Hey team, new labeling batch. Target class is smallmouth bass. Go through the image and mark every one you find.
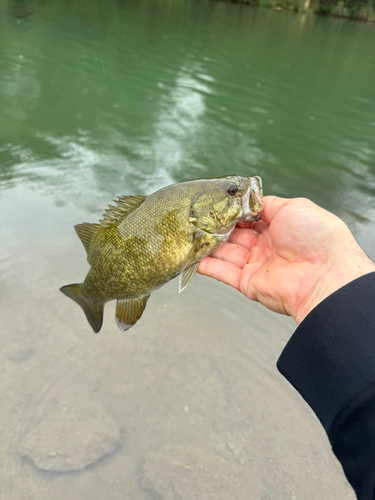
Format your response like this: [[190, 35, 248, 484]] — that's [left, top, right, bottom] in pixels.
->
[[60, 176, 263, 333]]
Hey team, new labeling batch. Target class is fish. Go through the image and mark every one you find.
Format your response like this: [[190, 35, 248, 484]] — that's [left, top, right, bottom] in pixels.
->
[[60, 175, 263, 333]]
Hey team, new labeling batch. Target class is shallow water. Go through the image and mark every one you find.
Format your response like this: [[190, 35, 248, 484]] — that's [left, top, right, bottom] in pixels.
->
[[1, 0, 375, 498]]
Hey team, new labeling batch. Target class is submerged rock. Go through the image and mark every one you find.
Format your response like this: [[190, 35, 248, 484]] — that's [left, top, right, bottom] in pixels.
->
[[4, 347, 34, 363], [140, 445, 263, 500], [19, 401, 121, 472]]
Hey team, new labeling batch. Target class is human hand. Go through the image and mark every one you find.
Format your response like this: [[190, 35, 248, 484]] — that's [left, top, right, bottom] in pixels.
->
[[198, 196, 375, 324]]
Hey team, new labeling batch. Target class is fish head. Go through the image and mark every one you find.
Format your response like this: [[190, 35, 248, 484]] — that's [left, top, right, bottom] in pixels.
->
[[209, 175, 263, 229]]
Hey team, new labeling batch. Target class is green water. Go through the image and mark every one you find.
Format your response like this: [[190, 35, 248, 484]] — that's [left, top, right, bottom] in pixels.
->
[[0, 0, 374, 498], [1, 0, 375, 219]]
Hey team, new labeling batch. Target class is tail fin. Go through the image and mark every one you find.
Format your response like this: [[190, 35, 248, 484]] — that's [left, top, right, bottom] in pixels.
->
[[60, 283, 104, 333]]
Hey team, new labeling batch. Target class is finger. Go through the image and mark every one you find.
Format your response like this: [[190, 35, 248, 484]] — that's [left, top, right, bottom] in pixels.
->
[[208, 241, 250, 268], [198, 257, 241, 291], [237, 221, 257, 229], [261, 196, 290, 224], [228, 227, 259, 249], [250, 220, 268, 234], [246, 243, 269, 266]]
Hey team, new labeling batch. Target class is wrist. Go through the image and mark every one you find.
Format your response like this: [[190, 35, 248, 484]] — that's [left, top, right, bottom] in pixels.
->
[[295, 251, 375, 324]]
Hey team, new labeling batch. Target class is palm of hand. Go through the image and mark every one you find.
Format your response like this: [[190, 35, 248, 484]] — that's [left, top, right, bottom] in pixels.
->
[[198, 198, 349, 323], [240, 201, 333, 320]]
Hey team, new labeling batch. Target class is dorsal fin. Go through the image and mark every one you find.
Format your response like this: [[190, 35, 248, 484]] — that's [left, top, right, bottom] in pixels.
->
[[99, 195, 146, 228], [75, 223, 101, 255]]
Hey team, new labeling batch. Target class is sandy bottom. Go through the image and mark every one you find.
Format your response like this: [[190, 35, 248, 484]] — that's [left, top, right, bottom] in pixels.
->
[[0, 187, 355, 500]]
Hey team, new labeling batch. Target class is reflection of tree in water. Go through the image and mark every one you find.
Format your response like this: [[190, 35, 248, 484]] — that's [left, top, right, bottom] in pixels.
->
[[215, 0, 375, 21], [7, 0, 36, 20]]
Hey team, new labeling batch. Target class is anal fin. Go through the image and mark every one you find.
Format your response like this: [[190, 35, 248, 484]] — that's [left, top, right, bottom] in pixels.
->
[[115, 295, 150, 331]]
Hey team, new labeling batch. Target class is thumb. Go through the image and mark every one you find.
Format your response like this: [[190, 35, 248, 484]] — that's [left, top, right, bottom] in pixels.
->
[[261, 196, 290, 224]]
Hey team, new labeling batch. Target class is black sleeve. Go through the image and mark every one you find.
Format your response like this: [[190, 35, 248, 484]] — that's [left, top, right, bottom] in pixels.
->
[[277, 272, 375, 500]]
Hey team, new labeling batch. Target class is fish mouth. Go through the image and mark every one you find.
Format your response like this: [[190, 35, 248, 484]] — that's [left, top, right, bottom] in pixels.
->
[[242, 177, 263, 221]]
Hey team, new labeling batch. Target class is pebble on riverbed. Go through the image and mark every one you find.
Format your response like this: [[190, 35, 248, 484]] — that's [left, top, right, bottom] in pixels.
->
[[19, 401, 121, 472], [4, 347, 34, 363], [140, 445, 263, 499]]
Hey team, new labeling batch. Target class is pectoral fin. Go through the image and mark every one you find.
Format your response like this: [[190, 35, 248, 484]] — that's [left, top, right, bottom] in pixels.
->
[[179, 234, 211, 293], [179, 262, 199, 293], [115, 295, 150, 331]]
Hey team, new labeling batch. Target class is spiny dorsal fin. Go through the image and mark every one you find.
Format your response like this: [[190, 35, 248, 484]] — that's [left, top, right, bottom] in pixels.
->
[[99, 195, 146, 228], [75, 223, 101, 255], [115, 295, 150, 331]]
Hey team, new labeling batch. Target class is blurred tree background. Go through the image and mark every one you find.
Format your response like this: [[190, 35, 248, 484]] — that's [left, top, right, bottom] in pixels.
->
[[217, 0, 375, 22]]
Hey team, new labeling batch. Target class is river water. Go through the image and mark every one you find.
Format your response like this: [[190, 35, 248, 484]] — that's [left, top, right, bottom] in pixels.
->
[[1, 0, 374, 498]]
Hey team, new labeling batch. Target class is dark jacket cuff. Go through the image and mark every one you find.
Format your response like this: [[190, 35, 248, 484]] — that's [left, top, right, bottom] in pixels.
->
[[277, 272, 375, 436]]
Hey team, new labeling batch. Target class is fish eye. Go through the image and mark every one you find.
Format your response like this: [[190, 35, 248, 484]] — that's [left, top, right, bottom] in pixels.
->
[[227, 184, 238, 196]]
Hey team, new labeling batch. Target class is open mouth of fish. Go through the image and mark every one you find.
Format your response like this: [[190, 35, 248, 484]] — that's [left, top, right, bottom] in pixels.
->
[[243, 176, 263, 222]]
